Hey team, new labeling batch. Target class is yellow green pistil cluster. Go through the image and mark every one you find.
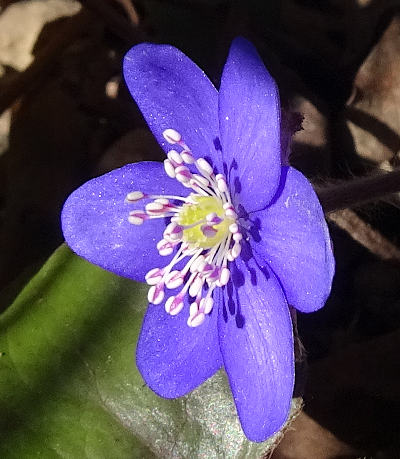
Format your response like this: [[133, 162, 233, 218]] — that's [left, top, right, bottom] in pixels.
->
[[178, 196, 233, 249], [126, 129, 242, 328]]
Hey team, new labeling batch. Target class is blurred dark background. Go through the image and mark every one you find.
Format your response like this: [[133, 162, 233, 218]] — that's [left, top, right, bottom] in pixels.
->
[[1, 1, 400, 457]]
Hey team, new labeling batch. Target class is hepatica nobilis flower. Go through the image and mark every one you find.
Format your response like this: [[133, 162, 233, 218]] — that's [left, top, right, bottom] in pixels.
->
[[62, 37, 334, 442]]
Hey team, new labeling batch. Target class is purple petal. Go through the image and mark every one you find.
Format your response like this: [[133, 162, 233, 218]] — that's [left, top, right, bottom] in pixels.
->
[[217, 247, 294, 442], [61, 162, 189, 282], [123, 44, 222, 168], [219, 37, 281, 212], [137, 297, 222, 398], [250, 167, 335, 313]]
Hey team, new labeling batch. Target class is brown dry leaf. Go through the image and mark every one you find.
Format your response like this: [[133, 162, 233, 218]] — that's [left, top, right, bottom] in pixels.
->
[[0, 10, 119, 288], [271, 412, 358, 459], [0, 0, 81, 72], [273, 328, 400, 458], [346, 15, 400, 164]]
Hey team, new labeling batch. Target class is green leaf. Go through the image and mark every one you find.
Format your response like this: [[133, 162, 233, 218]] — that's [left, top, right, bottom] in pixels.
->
[[0, 245, 301, 458]]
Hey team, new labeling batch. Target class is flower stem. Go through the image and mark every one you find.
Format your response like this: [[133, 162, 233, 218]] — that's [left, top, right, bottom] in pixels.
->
[[315, 169, 400, 213]]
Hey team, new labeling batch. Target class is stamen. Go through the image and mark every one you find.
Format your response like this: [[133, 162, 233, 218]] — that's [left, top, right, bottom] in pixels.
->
[[157, 239, 175, 256], [145, 202, 164, 213], [187, 301, 205, 327], [201, 296, 214, 314], [167, 149, 183, 165], [148, 283, 165, 305], [206, 212, 223, 225], [165, 270, 185, 289], [127, 128, 243, 325], [223, 202, 237, 219], [181, 150, 195, 164], [216, 174, 228, 193], [190, 254, 205, 273], [164, 159, 176, 178], [201, 224, 218, 238], [196, 158, 214, 176], [126, 191, 146, 202], [218, 267, 231, 287], [164, 223, 183, 242], [145, 267, 164, 285], [128, 210, 148, 225], [175, 165, 192, 184], [150, 194, 189, 203], [165, 295, 184, 315], [163, 128, 182, 145], [228, 242, 241, 260], [192, 174, 210, 188], [188, 275, 204, 297]]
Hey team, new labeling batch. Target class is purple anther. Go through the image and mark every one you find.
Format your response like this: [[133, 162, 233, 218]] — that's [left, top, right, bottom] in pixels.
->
[[200, 297, 214, 314], [164, 159, 176, 178], [157, 239, 174, 256], [187, 310, 205, 327], [154, 198, 170, 205], [233, 232, 243, 242], [145, 202, 165, 215], [181, 150, 195, 164], [145, 267, 164, 285], [167, 149, 183, 166], [206, 212, 223, 225], [171, 224, 183, 235], [208, 267, 220, 282], [147, 282, 165, 304], [196, 158, 214, 176], [192, 174, 210, 187], [189, 255, 205, 273], [165, 270, 185, 289], [216, 174, 228, 193], [175, 165, 192, 183], [180, 242, 192, 256], [225, 208, 237, 219], [165, 295, 184, 315], [164, 222, 183, 242], [126, 191, 147, 202], [128, 210, 148, 225], [189, 181, 205, 194], [189, 275, 204, 297], [231, 243, 242, 259], [189, 300, 200, 314], [218, 267, 230, 286], [200, 263, 214, 274], [163, 128, 182, 144], [229, 223, 239, 233], [201, 224, 218, 238]]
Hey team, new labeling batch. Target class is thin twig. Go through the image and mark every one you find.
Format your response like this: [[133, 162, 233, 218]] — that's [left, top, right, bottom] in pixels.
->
[[316, 169, 400, 213], [328, 209, 400, 261], [114, 0, 140, 27]]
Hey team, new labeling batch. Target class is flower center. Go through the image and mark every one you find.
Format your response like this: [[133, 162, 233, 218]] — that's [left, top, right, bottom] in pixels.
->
[[178, 196, 233, 249], [126, 129, 242, 327]]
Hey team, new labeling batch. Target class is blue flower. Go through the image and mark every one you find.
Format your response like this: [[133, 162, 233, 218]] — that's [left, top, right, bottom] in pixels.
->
[[61, 37, 335, 442]]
